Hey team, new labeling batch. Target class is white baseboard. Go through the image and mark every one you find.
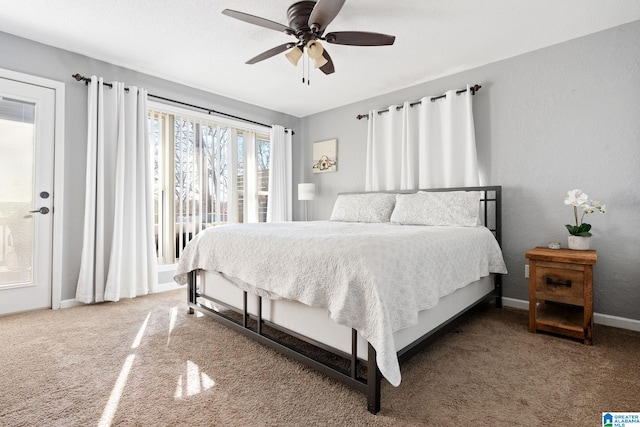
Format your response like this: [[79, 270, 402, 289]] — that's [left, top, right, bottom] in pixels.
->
[[60, 299, 84, 309], [501, 297, 529, 311], [154, 281, 182, 293], [593, 312, 640, 332], [502, 297, 640, 332]]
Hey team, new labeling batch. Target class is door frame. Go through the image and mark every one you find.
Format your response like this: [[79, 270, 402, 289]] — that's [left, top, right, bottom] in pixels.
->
[[1, 67, 65, 310]]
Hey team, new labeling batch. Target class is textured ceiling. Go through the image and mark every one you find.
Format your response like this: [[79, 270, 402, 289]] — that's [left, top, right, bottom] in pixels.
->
[[1, 0, 640, 117]]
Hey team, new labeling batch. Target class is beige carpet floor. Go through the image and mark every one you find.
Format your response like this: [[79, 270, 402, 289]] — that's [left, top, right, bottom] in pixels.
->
[[1, 288, 638, 427]]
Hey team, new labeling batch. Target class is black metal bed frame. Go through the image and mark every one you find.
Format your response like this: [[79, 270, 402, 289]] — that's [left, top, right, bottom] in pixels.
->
[[186, 186, 503, 414]]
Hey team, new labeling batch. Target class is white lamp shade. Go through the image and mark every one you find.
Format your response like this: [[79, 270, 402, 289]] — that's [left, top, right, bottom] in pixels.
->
[[306, 40, 324, 59], [298, 183, 316, 201], [306, 40, 328, 68], [285, 46, 303, 66]]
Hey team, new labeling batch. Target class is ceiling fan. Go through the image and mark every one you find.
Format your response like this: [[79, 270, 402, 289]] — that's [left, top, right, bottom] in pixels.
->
[[222, 0, 396, 76]]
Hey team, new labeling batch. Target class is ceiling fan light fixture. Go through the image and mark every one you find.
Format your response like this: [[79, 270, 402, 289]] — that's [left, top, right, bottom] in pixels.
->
[[306, 40, 328, 68], [306, 40, 324, 58], [313, 55, 328, 69], [285, 46, 303, 66]]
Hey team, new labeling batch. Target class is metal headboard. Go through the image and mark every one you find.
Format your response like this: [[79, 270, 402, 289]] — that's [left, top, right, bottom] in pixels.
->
[[339, 186, 502, 247]]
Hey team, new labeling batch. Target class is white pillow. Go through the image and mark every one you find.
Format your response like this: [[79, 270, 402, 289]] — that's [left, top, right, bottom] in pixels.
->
[[330, 193, 396, 223], [390, 191, 481, 226]]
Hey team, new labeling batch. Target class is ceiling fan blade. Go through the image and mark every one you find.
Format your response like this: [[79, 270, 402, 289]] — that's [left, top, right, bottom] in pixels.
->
[[246, 43, 296, 64], [325, 31, 396, 46], [319, 49, 335, 75], [308, 0, 346, 32], [222, 9, 293, 34]]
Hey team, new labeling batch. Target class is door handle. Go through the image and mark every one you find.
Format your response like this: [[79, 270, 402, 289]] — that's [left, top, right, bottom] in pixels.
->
[[545, 276, 572, 287], [29, 207, 50, 214]]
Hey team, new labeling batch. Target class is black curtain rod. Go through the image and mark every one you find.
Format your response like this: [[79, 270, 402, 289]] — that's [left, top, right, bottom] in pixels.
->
[[355, 84, 481, 120], [72, 73, 294, 134]]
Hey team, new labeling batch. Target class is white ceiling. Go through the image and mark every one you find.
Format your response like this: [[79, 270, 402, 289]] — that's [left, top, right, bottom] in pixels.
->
[[2, 1, 640, 117]]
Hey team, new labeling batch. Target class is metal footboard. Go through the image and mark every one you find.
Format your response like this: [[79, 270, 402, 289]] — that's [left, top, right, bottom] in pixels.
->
[[187, 270, 381, 412]]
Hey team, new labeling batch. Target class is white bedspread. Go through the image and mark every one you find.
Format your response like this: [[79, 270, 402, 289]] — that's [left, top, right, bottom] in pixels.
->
[[174, 221, 507, 387]]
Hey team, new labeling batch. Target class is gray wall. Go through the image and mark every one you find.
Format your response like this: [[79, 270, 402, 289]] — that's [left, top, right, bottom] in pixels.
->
[[298, 21, 640, 321], [0, 31, 301, 301]]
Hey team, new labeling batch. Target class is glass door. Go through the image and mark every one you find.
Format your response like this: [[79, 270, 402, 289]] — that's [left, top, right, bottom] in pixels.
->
[[0, 78, 55, 314]]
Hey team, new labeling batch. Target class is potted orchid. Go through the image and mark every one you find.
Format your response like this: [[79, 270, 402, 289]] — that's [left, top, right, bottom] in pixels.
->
[[564, 189, 606, 250]]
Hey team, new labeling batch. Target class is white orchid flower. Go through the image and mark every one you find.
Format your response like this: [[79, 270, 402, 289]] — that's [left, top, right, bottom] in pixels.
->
[[564, 189, 589, 207], [590, 200, 606, 213]]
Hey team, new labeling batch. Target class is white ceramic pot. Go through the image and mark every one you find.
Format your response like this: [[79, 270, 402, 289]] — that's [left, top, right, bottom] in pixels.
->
[[568, 235, 591, 250]]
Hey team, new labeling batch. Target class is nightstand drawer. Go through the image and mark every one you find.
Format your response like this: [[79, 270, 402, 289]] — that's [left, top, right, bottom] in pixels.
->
[[535, 264, 584, 306]]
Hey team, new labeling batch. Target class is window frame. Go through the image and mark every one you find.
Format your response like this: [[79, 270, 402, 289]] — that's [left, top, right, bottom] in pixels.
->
[[148, 101, 271, 265]]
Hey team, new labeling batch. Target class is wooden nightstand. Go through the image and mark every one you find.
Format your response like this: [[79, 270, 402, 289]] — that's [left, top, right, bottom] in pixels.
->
[[526, 247, 597, 345]]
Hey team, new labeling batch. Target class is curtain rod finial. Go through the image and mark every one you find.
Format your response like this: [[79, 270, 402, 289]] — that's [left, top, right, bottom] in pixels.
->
[[72, 73, 91, 85]]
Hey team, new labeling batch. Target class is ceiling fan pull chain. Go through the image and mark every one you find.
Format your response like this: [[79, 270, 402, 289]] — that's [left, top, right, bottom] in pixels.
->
[[302, 50, 308, 85]]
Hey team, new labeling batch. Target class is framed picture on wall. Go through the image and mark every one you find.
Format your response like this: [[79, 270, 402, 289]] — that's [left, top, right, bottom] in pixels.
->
[[312, 139, 337, 173]]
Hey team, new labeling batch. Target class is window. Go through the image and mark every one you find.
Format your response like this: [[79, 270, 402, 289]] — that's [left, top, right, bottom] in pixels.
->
[[149, 104, 270, 265]]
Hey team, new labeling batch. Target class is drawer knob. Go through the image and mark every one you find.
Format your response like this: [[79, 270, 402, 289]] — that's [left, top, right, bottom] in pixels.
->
[[545, 276, 572, 287]]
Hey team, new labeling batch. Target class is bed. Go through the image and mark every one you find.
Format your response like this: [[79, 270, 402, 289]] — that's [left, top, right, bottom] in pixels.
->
[[173, 186, 507, 414]]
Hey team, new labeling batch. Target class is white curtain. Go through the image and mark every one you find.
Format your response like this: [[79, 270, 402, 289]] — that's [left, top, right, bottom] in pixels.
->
[[365, 85, 479, 191], [76, 76, 158, 303], [267, 125, 292, 222]]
